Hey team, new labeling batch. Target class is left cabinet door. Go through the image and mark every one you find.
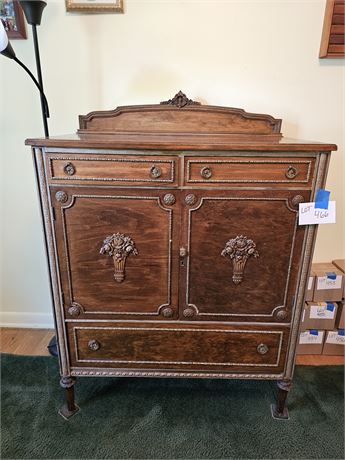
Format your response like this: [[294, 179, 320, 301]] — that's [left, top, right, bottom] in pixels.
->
[[51, 187, 180, 320]]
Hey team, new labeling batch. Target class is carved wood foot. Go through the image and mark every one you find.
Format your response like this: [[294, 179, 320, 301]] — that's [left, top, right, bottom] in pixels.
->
[[271, 380, 292, 420], [58, 376, 80, 420]]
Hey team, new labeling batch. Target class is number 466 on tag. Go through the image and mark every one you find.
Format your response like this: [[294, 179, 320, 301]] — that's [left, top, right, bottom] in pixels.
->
[[298, 202, 336, 225]]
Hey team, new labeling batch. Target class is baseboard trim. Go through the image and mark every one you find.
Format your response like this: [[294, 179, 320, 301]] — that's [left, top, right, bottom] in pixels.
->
[[0, 312, 55, 329]]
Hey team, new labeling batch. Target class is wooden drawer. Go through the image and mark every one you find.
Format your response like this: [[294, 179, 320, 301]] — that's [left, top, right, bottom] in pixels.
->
[[68, 322, 289, 374], [46, 153, 177, 186], [184, 156, 315, 186]]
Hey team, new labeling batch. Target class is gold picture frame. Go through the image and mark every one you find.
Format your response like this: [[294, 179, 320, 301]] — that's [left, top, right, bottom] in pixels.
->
[[66, 0, 123, 13]]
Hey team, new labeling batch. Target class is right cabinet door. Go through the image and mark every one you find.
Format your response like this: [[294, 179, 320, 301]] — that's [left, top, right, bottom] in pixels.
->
[[181, 189, 310, 323]]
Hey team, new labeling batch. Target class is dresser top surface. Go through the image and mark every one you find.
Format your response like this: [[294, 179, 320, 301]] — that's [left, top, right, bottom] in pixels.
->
[[25, 133, 337, 152]]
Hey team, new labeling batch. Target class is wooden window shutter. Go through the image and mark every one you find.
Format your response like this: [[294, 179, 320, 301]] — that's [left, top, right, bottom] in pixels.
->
[[319, 0, 345, 58]]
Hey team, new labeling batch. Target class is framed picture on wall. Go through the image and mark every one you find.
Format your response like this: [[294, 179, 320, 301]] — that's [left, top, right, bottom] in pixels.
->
[[0, 0, 26, 39], [66, 0, 124, 13]]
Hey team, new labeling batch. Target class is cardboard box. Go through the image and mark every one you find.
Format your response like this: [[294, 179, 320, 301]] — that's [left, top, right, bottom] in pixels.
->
[[300, 302, 338, 331], [305, 271, 315, 301], [297, 330, 325, 354], [312, 263, 344, 302], [332, 259, 345, 299], [322, 330, 345, 355], [332, 259, 345, 273], [336, 302, 345, 329]]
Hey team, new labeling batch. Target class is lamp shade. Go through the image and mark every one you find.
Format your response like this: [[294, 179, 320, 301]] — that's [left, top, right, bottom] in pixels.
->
[[19, 1, 47, 26], [0, 21, 8, 52], [0, 21, 15, 59]]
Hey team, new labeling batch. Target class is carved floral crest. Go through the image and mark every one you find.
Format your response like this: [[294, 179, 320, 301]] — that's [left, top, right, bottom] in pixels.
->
[[100, 233, 138, 282], [221, 235, 259, 285], [160, 91, 201, 109]]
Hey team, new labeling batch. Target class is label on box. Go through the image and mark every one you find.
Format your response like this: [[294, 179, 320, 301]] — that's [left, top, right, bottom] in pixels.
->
[[316, 275, 342, 290], [325, 331, 345, 345], [299, 330, 324, 345], [299, 201, 336, 225], [309, 303, 335, 319], [307, 276, 313, 291]]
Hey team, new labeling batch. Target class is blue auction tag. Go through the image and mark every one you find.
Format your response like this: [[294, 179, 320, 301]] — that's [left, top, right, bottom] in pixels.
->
[[315, 189, 330, 209], [310, 329, 319, 336], [326, 272, 337, 280], [326, 302, 335, 312], [338, 329, 345, 336]]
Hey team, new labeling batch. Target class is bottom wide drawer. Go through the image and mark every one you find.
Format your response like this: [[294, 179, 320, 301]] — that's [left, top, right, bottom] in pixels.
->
[[67, 322, 289, 373]]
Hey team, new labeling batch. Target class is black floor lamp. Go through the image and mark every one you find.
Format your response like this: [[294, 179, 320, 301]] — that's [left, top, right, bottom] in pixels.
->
[[1, 2, 58, 356], [0, 1, 49, 137]]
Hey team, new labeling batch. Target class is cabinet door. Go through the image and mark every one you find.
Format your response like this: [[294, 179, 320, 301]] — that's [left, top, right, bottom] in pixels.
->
[[180, 189, 310, 322], [51, 187, 179, 320]]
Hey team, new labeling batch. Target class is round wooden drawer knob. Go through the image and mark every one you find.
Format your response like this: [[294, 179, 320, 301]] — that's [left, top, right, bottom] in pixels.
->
[[257, 343, 269, 355], [200, 166, 212, 179], [88, 340, 100, 351], [150, 165, 162, 179], [63, 162, 76, 176], [285, 165, 298, 179]]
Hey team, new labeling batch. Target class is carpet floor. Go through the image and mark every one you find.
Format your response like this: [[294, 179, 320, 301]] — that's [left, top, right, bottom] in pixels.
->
[[1, 354, 344, 459]]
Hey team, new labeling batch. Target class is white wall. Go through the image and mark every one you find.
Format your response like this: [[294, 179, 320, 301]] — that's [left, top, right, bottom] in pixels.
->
[[0, 0, 344, 328]]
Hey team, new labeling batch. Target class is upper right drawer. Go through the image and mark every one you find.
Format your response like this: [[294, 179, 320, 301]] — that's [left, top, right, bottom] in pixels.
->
[[184, 156, 316, 187]]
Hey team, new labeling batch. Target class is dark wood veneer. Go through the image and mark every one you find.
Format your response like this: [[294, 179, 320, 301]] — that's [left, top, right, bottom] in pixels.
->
[[69, 321, 288, 373]]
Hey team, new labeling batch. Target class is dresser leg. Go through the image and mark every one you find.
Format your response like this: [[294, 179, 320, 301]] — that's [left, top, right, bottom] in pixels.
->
[[271, 380, 292, 420], [58, 376, 80, 420]]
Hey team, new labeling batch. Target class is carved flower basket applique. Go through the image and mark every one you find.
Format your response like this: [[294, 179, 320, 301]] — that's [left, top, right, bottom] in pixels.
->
[[100, 233, 138, 283], [221, 235, 259, 285]]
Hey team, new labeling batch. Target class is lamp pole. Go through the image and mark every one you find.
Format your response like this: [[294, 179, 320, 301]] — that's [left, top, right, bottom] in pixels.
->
[[1, 6, 57, 356], [32, 24, 48, 136], [20, 0, 49, 137]]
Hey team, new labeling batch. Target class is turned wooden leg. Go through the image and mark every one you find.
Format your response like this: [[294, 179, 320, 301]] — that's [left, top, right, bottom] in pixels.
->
[[271, 380, 292, 420], [58, 376, 80, 420]]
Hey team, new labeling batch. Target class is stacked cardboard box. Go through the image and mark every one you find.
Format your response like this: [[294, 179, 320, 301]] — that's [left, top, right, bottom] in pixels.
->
[[323, 329, 345, 355], [312, 263, 344, 302], [297, 260, 345, 355]]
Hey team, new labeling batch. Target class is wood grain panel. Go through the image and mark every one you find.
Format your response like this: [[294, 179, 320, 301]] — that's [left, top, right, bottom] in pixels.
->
[[185, 157, 314, 187], [47, 154, 177, 186], [52, 188, 180, 320], [77, 100, 282, 136], [68, 322, 289, 373], [2, 328, 343, 365], [183, 189, 309, 322]]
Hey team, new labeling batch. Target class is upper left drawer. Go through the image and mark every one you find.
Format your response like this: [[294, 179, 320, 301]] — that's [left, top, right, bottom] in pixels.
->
[[45, 153, 177, 186]]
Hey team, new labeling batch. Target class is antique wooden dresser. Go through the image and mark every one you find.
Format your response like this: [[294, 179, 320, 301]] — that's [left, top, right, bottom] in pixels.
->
[[26, 92, 336, 420]]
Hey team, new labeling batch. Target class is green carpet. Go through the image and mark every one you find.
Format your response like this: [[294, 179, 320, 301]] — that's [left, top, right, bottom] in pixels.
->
[[1, 354, 344, 459]]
